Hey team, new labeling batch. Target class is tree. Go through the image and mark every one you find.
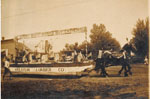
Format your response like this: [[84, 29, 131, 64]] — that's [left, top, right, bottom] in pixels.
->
[[131, 18, 149, 57], [78, 41, 92, 51], [64, 42, 79, 51], [90, 24, 120, 51]]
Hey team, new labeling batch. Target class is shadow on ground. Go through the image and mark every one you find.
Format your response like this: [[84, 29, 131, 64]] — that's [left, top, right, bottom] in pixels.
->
[[13, 74, 81, 79], [12, 73, 127, 79]]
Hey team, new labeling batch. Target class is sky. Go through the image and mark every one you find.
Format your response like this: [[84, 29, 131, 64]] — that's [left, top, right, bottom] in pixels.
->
[[1, 0, 149, 52]]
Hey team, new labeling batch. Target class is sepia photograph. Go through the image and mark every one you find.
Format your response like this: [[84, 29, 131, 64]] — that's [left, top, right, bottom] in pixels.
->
[[1, 0, 149, 98]]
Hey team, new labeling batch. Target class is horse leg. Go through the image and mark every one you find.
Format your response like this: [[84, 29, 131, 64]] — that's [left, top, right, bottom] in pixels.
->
[[104, 68, 108, 77], [127, 63, 132, 75], [103, 64, 108, 76], [124, 65, 128, 77], [101, 66, 108, 77], [100, 67, 105, 77], [118, 65, 124, 75]]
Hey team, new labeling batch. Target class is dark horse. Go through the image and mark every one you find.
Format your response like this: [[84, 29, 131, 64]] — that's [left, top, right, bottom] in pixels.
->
[[85, 43, 136, 77], [93, 51, 128, 77], [93, 51, 113, 77], [94, 57, 108, 77], [93, 44, 136, 77]]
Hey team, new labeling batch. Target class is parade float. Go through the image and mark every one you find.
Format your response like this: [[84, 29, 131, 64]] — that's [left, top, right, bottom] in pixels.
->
[[3, 27, 94, 76]]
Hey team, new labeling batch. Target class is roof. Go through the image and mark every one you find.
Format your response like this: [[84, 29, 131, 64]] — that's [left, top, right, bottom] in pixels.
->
[[1, 39, 15, 43]]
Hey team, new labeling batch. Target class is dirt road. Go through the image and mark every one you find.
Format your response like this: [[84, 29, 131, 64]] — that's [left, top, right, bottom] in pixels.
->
[[1, 64, 149, 99]]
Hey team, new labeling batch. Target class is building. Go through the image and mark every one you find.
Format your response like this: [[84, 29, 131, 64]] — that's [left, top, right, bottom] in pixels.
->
[[1, 39, 31, 58], [1, 39, 16, 57]]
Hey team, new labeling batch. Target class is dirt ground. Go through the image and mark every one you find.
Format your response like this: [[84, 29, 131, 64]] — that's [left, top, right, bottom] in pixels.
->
[[1, 64, 149, 99]]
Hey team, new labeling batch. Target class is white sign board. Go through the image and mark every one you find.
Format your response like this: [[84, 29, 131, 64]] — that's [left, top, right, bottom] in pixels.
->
[[10, 65, 93, 75]]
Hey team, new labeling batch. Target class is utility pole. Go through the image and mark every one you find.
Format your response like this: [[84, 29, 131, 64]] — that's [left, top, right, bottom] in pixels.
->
[[85, 27, 88, 60]]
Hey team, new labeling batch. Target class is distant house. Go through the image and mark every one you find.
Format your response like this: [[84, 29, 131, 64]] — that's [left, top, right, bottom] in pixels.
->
[[1, 39, 31, 58], [1, 39, 16, 57]]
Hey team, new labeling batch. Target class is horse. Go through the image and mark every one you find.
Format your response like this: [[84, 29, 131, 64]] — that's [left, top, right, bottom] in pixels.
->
[[102, 50, 133, 77], [94, 57, 108, 77], [84, 44, 136, 77], [93, 50, 132, 77], [93, 51, 114, 77]]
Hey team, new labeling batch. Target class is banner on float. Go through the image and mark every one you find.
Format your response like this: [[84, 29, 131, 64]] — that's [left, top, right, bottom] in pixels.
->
[[9, 65, 93, 74]]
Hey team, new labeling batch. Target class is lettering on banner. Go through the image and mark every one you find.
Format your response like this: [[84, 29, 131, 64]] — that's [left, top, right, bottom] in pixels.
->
[[36, 68, 51, 72], [58, 68, 64, 72], [14, 68, 52, 72], [14, 68, 30, 72]]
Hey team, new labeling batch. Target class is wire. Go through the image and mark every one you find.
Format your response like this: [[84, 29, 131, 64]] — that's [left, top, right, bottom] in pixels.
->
[[1, 0, 92, 19]]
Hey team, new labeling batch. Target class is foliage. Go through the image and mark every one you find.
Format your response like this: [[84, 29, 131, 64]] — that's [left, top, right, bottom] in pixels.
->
[[64, 42, 78, 51], [90, 24, 121, 51], [62, 24, 121, 53], [78, 41, 93, 51], [131, 18, 149, 57]]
